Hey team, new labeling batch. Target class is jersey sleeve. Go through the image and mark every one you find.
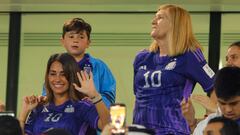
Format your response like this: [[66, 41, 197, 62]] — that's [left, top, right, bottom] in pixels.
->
[[133, 50, 148, 95], [76, 101, 99, 129], [24, 109, 39, 135], [184, 49, 215, 92], [92, 59, 116, 108]]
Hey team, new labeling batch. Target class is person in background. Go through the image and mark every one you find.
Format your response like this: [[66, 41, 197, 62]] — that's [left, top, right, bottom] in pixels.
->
[[19, 53, 110, 135], [0, 115, 22, 135], [203, 116, 240, 135], [0, 100, 5, 112], [132, 4, 215, 135], [42, 18, 116, 108], [181, 41, 240, 132], [226, 41, 240, 67], [192, 66, 240, 135]]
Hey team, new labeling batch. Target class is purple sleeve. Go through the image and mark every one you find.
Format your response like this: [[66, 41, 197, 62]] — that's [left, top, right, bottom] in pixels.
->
[[133, 50, 148, 95], [24, 110, 38, 135], [184, 49, 215, 92], [76, 101, 99, 129]]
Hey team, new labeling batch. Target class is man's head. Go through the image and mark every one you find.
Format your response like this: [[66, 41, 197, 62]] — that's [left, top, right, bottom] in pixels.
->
[[226, 41, 240, 67], [203, 116, 240, 135], [0, 115, 22, 135], [61, 18, 92, 61], [214, 67, 240, 120]]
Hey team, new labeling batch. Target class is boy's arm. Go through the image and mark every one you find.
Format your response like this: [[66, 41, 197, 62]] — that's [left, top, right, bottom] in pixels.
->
[[95, 61, 116, 108], [100, 67, 116, 108]]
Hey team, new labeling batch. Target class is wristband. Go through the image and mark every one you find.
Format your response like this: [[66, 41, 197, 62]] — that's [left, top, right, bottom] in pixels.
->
[[93, 98, 102, 105], [91, 95, 102, 104]]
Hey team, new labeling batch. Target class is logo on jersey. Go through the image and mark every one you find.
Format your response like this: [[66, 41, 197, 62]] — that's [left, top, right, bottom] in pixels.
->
[[202, 64, 215, 78], [84, 65, 92, 75], [165, 60, 176, 70], [64, 105, 75, 113], [139, 65, 147, 70], [41, 107, 49, 113]]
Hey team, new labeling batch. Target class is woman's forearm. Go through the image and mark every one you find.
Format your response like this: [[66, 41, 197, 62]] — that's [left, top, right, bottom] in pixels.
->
[[94, 95, 110, 130]]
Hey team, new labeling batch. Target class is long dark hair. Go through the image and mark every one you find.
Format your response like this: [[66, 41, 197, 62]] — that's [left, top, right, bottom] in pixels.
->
[[45, 53, 85, 103]]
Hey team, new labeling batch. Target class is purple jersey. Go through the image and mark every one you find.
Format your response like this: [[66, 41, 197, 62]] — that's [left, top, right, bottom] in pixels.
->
[[24, 100, 99, 135], [133, 49, 214, 135]]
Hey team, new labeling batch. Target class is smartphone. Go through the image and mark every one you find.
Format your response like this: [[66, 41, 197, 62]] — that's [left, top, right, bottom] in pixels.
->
[[110, 103, 126, 134], [0, 111, 15, 117]]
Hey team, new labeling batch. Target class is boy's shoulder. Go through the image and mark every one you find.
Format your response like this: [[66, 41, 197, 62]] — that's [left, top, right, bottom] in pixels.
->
[[87, 53, 108, 67]]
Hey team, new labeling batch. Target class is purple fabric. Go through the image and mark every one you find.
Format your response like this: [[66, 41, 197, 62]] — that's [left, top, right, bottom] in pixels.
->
[[24, 100, 99, 135], [183, 79, 194, 101], [133, 49, 215, 135]]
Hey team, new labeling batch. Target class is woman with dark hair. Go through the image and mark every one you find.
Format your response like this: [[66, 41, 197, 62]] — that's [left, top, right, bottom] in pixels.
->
[[19, 53, 109, 135]]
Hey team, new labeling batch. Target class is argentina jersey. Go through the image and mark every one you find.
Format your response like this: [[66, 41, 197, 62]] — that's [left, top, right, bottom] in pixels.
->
[[24, 100, 99, 135], [133, 49, 214, 134]]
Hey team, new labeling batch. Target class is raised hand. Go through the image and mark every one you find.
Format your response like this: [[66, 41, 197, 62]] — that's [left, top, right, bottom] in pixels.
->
[[180, 99, 195, 125], [37, 95, 47, 105], [73, 70, 99, 98], [192, 94, 217, 113], [22, 95, 39, 112]]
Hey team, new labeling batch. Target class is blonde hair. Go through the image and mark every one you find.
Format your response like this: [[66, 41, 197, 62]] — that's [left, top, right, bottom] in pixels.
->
[[149, 4, 202, 56]]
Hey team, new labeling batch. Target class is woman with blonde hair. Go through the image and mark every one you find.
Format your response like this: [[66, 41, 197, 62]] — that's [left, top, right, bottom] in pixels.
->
[[132, 4, 215, 135]]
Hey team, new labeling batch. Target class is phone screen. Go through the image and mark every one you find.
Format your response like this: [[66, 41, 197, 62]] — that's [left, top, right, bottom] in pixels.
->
[[110, 103, 126, 134], [0, 111, 15, 117]]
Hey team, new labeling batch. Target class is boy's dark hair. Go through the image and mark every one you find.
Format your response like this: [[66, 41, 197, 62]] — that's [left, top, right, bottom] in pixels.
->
[[229, 41, 240, 48], [214, 66, 240, 100], [0, 115, 22, 135], [62, 18, 92, 39], [208, 116, 240, 135]]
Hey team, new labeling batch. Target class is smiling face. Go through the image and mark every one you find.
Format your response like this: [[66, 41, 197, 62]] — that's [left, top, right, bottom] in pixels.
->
[[61, 30, 90, 61], [48, 61, 69, 97], [151, 9, 171, 40]]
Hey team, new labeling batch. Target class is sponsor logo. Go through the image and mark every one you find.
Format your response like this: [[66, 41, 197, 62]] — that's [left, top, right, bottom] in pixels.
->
[[139, 65, 147, 70], [41, 107, 49, 113]]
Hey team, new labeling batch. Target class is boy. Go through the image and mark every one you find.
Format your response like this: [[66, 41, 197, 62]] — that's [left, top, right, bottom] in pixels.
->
[[43, 18, 116, 108], [193, 66, 240, 134]]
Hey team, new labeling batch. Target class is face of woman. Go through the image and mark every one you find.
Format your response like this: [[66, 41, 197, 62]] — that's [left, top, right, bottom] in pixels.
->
[[48, 61, 69, 96], [151, 9, 171, 40]]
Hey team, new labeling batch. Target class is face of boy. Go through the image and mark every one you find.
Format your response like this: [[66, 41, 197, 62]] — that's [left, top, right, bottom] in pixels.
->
[[61, 30, 90, 60], [218, 96, 240, 120]]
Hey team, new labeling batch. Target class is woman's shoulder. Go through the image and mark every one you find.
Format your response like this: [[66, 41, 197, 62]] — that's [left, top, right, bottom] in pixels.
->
[[134, 49, 151, 61], [136, 49, 150, 57]]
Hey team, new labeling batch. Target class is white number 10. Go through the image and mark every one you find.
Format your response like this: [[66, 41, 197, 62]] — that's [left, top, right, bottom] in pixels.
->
[[143, 70, 161, 88]]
